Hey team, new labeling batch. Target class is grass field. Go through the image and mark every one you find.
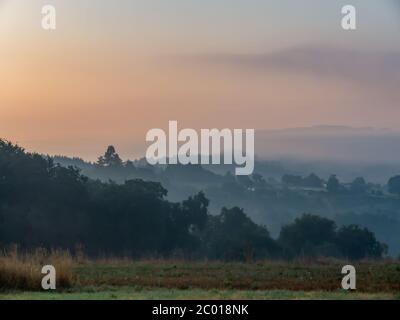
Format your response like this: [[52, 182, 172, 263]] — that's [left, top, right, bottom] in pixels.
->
[[1, 288, 399, 300], [1, 254, 400, 300]]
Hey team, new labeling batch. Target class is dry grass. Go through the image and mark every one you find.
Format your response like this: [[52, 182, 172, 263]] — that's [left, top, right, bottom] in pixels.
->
[[0, 246, 74, 291], [0, 247, 399, 294]]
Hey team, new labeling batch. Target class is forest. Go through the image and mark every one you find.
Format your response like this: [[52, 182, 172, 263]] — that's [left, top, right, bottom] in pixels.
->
[[0, 140, 393, 261], [55, 145, 400, 257]]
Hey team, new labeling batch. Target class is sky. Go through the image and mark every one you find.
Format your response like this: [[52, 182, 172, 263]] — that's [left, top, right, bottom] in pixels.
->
[[0, 0, 399, 159]]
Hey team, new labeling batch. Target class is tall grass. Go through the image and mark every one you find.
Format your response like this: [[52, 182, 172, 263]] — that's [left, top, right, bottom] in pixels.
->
[[0, 246, 74, 291], [1, 247, 399, 293]]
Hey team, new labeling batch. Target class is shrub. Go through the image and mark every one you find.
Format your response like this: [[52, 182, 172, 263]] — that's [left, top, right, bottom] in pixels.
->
[[0, 246, 74, 291]]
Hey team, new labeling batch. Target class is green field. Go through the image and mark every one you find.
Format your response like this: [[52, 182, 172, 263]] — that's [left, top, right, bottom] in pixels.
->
[[1, 259, 400, 300], [1, 288, 399, 300]]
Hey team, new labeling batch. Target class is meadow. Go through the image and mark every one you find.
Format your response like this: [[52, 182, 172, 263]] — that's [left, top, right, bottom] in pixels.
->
[[0, 249, 399, 300]]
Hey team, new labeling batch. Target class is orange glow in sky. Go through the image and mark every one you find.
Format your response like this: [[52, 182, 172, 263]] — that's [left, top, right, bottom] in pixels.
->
[[1, 0, 399, 159]]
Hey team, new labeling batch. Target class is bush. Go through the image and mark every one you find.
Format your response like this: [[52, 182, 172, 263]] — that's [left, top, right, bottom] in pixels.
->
[[0, 246, 74, 291]]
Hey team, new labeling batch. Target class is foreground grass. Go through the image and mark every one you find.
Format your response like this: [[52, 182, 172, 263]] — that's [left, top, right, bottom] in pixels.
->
[[1, 252, 400, 299], [1, 287, 399, 300], [0, 247, 73, 291], [74, 259, 400, 292]]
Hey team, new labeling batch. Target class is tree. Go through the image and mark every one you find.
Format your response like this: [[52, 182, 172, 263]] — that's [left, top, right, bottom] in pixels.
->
[[303, 173, 323, 188], [327, 174, 340, 193], [350, 177, 367, 194], [336, 225, 387, 259], [97, 146, 123, 167], [388, 175, 400, 195], [278, 214, 337, 257], [203, 207, 278, 261], [180, 191, 209, 231]]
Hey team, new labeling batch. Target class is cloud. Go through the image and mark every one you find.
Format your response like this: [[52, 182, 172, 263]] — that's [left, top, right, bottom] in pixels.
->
[[185, 46, 400, 87]]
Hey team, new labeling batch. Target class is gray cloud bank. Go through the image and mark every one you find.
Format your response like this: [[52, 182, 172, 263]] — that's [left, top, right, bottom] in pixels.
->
[[186, 46, 400, 87]]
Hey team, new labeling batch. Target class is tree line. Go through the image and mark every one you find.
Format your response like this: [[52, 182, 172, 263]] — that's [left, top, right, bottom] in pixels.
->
[[0, 140, 388, 260]]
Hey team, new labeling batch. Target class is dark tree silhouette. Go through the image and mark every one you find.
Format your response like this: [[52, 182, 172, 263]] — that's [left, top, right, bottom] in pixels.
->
[[350, 177, 367, 194], [203, 207, 278, 261], [336, 225, 387, 259], [327, 174, 340, 193], [97, 145, 123, 167], [279, 214, 337, 257], [303, 173, 324, 188]]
